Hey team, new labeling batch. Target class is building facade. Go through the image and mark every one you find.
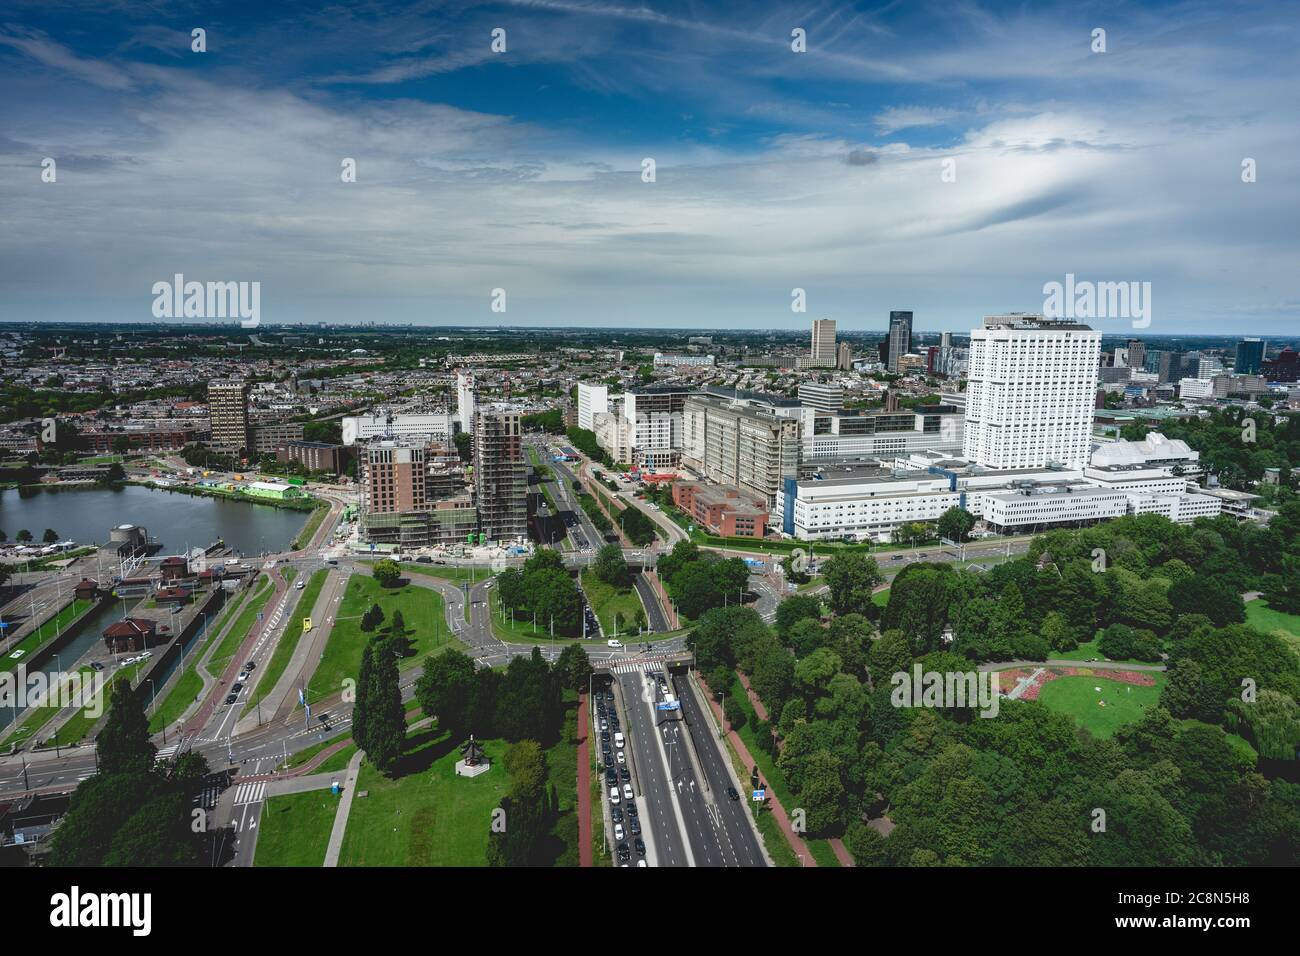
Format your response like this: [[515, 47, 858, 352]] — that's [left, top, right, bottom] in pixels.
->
[[963, 314, 1101, 469], [207, 379, 250, 453]]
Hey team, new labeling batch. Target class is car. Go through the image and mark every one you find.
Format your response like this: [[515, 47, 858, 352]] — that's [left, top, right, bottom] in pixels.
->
[[600, 730, 610, 742], [892, 554, 904, 561], [599, 719, 608, 731], [616, 843, 630, 862], [619, 767, 631, 782], [607, 639, 622, 648], [296, 579, 305, 589], [609, 786, 620, 805], [614, 823, 625, 841], [89, 661, 105, 671], [725, 786, 740, 801], [245, 661, 256, 670], [622, 783, 634, 801], [605, 769, 617, 786], [434, 559, 447, 565], [625, 803, 638, 818], [415, 555, 433, 564], [224, 694, 237, 704], [613, 732, 624, 748], [231, 682, 243, 693], [629, 817, 641, 836], [633, 837, 645, 856], [616, 750, 626, 765], [238, 672, 249, 682], [611, 806, 623, 824], [636, 859, 648, 867]]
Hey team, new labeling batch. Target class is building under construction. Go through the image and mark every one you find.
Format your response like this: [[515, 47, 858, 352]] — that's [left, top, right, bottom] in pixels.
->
[[359, 439, 478, 548], [473, 407, 529, 543]]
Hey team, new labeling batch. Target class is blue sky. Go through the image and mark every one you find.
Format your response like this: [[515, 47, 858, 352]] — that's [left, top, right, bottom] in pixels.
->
[[1, 0, 1298, 335]]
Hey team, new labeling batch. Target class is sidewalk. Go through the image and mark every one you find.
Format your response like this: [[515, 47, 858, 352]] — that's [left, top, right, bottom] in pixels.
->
[[696, 674, 818, 867], [323, 748, 364, 867], [576, 692, 593, 867]]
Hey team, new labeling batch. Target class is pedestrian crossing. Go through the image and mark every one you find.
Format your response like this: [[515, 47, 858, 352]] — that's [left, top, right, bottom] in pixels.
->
[[192, 784, 221, 809], [610, 657, 673, 675], [232, 781, 266, 806]]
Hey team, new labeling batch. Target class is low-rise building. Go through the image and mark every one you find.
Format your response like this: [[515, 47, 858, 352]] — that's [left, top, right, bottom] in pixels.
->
[[672, 481, 769, 537]]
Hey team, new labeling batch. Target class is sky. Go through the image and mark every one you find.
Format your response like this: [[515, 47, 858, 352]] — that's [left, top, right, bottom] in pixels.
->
[[1, 0, 1297, 336]]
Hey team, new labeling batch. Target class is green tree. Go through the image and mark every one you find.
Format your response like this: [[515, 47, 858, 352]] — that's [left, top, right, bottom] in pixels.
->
[[96, 680, 156, 777], [936, 507, 976, 544], [42, 528, 59, 544], [592, 542, 630, 587], [372, 558, 401, 588], [821, 552, 884, 617]]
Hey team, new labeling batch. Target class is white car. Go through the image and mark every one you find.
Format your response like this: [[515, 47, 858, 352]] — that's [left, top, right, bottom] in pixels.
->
[[606, 639, 623, 648], [609, 786, 621, 806], [614, 823, 625, 841], [616, 750, 626, 765], [636, 860, 648, 867], [622, 783, 634, 801], [296, 580, 304, 589]]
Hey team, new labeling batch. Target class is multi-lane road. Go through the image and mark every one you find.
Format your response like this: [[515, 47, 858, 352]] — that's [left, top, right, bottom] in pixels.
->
[[607, 659, 766, 867]]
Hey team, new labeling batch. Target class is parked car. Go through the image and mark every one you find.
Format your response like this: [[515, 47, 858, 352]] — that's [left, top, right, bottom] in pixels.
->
[[606, 639, 622, 648], [622, 783, 634, 801], [614, 823, 625, 841], [89, 661, 105, 671], [609, 787, 620, 806]]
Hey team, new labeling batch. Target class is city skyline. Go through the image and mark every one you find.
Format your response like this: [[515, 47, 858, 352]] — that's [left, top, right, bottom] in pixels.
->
[[2, 0, 1297, 334]]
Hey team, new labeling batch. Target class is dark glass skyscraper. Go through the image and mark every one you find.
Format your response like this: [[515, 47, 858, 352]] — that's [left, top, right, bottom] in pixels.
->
[[1236, 338, 1265, 375], [887, 310, 913, 373]]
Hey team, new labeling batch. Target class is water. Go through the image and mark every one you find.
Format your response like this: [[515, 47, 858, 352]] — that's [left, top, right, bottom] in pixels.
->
[[0, 485, 308, 556]]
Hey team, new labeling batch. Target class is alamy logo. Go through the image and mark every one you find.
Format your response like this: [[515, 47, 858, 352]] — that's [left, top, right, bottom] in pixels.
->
[[0, 666, 103, 719], [890, 665, 1001, 718], [151, 274, 260, 328], [50, 887, 151, 936], [1042, 273, 1151, 328]]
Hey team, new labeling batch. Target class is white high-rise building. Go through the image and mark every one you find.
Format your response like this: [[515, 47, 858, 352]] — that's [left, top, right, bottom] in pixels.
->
[[456, 372, 477, 434], [963, 314, 1101, 469], [576, 383, 610, 431]]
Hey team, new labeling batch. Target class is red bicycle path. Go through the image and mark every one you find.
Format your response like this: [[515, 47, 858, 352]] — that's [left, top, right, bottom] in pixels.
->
[[576, 691, 594, 867]]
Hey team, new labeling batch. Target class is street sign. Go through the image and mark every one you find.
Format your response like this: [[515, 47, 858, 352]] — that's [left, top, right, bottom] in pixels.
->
[[752, 789, 766, 802]]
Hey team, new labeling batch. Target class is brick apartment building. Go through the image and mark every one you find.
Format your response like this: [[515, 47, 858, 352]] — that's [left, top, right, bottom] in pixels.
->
[[672, 481, 770, 538]]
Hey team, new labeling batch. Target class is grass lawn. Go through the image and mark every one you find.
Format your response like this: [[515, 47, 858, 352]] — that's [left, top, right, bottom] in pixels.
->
[[290, 503, 329, 551], [362, 560, 483, 587], [1, 599, 94, 674], [1036, 672, 1167, 739], [1245, 599, 1300, 660], [310, 574, 459, 702], [207, 575, 274, 674], [338, 728, 510, 866], [871, 588, 890, 609], [244, 568, 328, 716], [581, 571, 645, 637], [254, 789, 339, 867], [547, 692, 582, 867], [0, 666, 96, 748]]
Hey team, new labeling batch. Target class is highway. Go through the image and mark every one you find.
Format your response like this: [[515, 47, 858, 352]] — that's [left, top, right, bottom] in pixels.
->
[[612, 659, 766, 867]]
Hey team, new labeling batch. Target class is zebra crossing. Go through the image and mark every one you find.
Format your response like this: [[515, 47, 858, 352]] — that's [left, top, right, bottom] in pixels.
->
[[610, 657, 673, 675], [231, 781, 266, 806], [192, 783, 222, 809]]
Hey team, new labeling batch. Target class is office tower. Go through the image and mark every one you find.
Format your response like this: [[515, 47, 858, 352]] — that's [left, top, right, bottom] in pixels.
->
[[837, 341, 853, 371], [1236, 338, 1264, 375], [810, 319, 837, 367], [887, 311, 913, 373], [798, 382, 844, 413], [207, 379, 250, 453], [576, 383, 609, 431], [473, 407, 528, 541], [963, 314, 1101, 469], [1126, 338, 1146, 371], [456, 372, 477, 434]]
